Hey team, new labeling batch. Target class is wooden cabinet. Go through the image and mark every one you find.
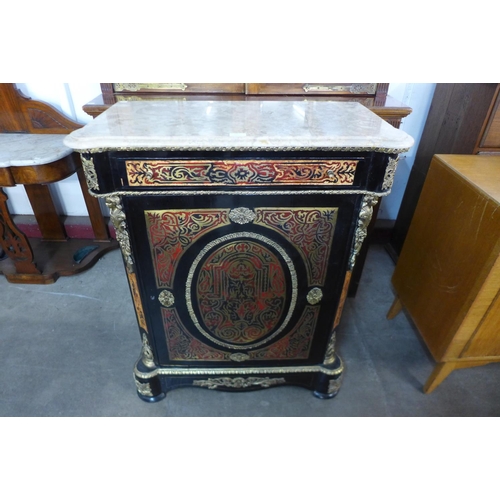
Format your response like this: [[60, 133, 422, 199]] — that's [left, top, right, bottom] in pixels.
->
[[389, 83, 500, 259], [0, 83, 117, 284], [65, 99, 413, 402], [388, 154, 500, 393]]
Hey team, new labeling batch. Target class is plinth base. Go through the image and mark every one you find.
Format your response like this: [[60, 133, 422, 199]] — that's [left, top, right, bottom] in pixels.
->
[[133, 355, 344, 402]]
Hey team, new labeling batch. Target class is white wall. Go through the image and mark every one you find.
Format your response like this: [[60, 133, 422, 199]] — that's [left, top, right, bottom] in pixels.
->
[[379, 83, 436, 219], [5, 83, 435, 221]]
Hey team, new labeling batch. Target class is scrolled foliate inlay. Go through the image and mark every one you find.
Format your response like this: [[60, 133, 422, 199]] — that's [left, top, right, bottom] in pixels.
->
[[229, 207, 256, 224]]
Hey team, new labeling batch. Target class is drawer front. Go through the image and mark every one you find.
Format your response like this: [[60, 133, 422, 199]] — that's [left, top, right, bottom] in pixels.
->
[[91, 152, 391, 195], [113, 83, 245, 94], [124, 159, 359, 187], [246, 83, 378, 96]]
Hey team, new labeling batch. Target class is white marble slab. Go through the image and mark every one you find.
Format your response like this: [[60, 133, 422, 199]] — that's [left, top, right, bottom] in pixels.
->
[[0, 134, 72, 167], [64, 100, 414, 152]]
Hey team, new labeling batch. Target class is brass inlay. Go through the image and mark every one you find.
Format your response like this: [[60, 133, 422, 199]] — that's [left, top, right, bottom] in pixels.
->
[[349, 194, 379, 270], [134, 358, 344, 379], [114, 83, 188, 92], [163, 305, 317, 362], [125, 159, 358, 187], [92, 188, 390, 198], [105, 195, 134, 273], [145, 208, 231, 289], [193, 377, 286, 390], [254, 208, 338, 287], [76, 145, 411, 155], [185, 231, 298, 350], [158, 290, 175, 308], [228, 207, 256, 224], [303, 83, 377, 94], [307, 287, 323, 305], [81, 156, 99, 191]]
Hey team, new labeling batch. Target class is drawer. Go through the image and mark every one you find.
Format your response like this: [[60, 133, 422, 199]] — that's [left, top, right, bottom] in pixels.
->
[[92, 151, 390, 196], [245, 83, 378, 96], [123, 159, 360, 187], [112, 83, 245, 94]]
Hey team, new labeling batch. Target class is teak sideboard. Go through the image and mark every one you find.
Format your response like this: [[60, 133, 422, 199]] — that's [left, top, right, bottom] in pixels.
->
[[388, 154, 500, 393]]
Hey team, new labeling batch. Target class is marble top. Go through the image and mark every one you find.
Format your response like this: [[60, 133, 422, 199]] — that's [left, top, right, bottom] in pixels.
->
[[64, 100, 414, 153], [0, 134, 72, 167]]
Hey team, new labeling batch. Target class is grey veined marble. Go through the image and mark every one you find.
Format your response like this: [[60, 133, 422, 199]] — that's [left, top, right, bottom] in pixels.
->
[[64, 100, 414, 152], [0, 134, 72, 167]]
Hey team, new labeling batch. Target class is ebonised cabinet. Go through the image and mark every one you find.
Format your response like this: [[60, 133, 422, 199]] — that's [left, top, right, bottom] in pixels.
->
[[65, 100, 413, 402]]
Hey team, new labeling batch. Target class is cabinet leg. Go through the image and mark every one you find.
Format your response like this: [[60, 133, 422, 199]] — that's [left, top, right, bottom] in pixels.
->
[[423, 362, 457, 394], [313, 355, 344, 399], [134, 372, 166, 403], [387, 296, 403, 319]]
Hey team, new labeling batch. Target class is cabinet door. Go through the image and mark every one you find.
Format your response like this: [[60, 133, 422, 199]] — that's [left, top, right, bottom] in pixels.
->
[[124, 193, 358, 367]]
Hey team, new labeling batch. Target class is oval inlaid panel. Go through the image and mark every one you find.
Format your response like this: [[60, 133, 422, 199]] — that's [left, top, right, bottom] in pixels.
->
[[186, 232, 297, 350]]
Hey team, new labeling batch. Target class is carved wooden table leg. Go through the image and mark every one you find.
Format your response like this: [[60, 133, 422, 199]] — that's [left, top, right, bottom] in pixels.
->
[[0, 187, 41, 276], [24, 183, 67, 241]]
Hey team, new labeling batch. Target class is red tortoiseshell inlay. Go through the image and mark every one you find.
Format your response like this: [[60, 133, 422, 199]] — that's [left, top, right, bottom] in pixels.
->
[[162, 306, 319, 361], [196, 240, 287, 345], [126, 159, 358, 186], [254, 208, 338, 286], [145, 209, 231, 288]]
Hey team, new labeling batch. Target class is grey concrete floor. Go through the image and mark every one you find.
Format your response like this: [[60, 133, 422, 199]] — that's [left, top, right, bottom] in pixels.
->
[[1, 244, 500, 417]]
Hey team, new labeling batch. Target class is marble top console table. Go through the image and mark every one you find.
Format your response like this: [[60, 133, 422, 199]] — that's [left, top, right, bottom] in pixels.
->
[[0, 83, 117, 284], [65, 100, 413, 401]]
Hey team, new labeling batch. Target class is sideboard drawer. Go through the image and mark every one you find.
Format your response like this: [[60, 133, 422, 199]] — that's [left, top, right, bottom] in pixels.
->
[[88, 151, 393, 195], [113, 83, 245, 94], [246, 83, 379, 96]]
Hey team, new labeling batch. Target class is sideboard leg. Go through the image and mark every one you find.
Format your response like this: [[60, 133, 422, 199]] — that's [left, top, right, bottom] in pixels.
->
[[423, 362, 456, 394], [387, 296, 403, 319], [134, 372, 166, 403]]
